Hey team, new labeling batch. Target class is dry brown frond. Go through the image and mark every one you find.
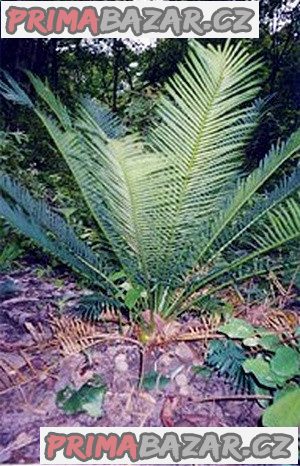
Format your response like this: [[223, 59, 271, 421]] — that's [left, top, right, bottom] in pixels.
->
[[24, 321, 48, 344], [100, 306, 129, 325], [263, 309, 299, 334], [49, 316, 112, 356], [178, 314, 222, 347]]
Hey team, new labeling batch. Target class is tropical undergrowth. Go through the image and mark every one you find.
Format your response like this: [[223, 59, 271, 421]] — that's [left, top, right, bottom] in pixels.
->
[[0, 40, 299, 425], [203, 313, 300, 427]]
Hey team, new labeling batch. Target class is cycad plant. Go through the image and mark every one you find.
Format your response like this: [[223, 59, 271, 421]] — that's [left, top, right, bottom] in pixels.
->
[[0, 41, 299, 320]]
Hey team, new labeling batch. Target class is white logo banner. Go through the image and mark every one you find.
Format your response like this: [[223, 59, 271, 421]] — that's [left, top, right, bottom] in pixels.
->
[[1, 1, 259, 38], [40, 426, 298, 464]]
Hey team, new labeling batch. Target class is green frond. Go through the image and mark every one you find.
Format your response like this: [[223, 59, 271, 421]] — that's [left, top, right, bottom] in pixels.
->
[[29, 106, 137, 277], [72, 293, 124, 321], [206, 339, 254, 393], [26, 72, 72, 128], [80, 96, 125, 139], [28, 72, 125, 139], [189, 195, 300, 292], [35, 98, 167, 289], [0, 74, 162, 288], [211, 254, 300, 295], [146, 40, 262, 282], [210, 165, 300, 261], [199, 128, 300, 264], [71, 105, 169, 287], [0, 71, 33, 107], [167, 192, 300, 314], [250, 194, 300, 253], [165, 251, 299, 316], [0, 172, 114, 292]]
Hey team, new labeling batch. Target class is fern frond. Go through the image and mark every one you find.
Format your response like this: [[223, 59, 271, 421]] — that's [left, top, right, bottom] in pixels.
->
[[72, 107, 169, 286], [210, 165, 300, 261], [146, 40, 262, 282], [200, 129, 300, 264], [194, 195, 300, 290], [0, 71, 33, 107], [0, 172, 115, 291], [211, 254, 300, 295], [35, 90, 170, 287], [206, 339, 254, 393], [168, 197, 300, 314], [166, 252, 299, 316], [250, 195, 300, 252], [32, 107, 142, 281], [72, 293, 123, 321], [80, 96, 125, 139]]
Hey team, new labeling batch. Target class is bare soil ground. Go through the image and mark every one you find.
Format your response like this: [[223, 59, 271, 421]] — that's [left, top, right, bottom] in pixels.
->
[[0, 267, 282, 464]]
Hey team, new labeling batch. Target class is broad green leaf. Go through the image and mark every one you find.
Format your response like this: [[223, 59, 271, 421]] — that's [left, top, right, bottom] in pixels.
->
[[258, 334, 281, 352], [256, 327, 273, 335], [274, 383, 300, 401], [56, 375, 106, 418], [262, 388, 300, 426], [78, 385, 106, 418], [243, 357, 278, 388], [141, 371, 170, 391], [270, 346, 300, 379], [219, 318, 255, 339], [124, 285, 144, 310], [243, 336, 260, 347], [192, 365, 213, 378], [109, 269, 127, 282], [253, 383, 272, 408]]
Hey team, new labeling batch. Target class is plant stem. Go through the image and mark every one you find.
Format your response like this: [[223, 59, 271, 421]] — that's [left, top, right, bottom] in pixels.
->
[[180, 394, 273, 403]]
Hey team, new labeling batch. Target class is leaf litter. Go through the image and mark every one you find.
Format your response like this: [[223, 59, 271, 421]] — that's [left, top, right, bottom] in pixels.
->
[[0, 267, 288, 464]]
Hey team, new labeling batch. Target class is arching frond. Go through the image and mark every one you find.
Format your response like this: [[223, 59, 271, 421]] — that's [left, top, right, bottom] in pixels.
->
[[200, 129, 300, 264], [146, 40, 262, 282], [34, 90, 169, 288], [166, 190, 300, 314], [65, 103, 172, 286], [0, 173, 114, 291], [0, 71, 33, 107], [80, 96, 125, 139], [208, 165, 300, 261], [250, 195, 300, 253], [185, 195, 300, 294], [26, 72, 71, 127]]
